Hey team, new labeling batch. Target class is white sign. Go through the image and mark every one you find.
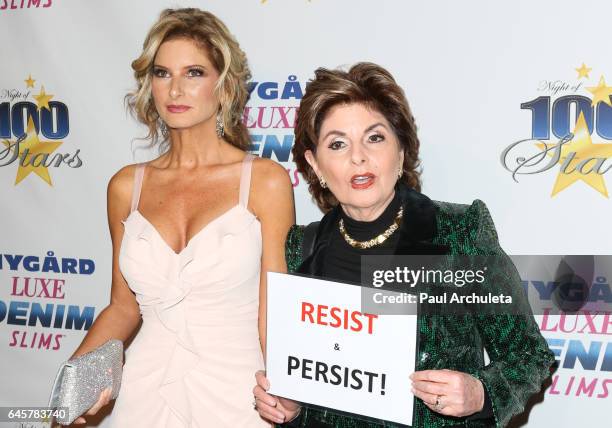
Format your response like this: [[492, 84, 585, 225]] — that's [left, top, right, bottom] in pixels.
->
[[266, 272, 417, 426]]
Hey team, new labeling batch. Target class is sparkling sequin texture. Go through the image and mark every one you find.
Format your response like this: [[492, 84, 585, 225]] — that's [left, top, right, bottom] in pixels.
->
[[49, 339, 123, 425], [281, 199, 556, 428]]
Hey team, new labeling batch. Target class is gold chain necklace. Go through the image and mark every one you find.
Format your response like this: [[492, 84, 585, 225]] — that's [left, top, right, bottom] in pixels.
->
[[339, 206, 403, 249]]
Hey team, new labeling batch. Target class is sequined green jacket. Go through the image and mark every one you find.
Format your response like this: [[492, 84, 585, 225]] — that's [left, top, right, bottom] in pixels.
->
[[281, 186, 555, 428]]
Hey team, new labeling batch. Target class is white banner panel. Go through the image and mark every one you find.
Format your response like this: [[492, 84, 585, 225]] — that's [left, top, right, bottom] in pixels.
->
[[266, 272, 417, 426]]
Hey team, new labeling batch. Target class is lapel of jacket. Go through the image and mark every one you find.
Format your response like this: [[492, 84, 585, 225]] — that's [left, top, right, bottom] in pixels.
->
[[393, 184, 450, 256], [296, 206, 339, 277]]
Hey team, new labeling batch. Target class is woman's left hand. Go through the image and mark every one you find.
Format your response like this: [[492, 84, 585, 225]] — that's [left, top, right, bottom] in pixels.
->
[[410, 369, 485, 417]]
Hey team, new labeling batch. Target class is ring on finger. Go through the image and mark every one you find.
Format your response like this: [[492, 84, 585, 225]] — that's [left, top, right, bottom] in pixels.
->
[[433, 394, 444, 411], [252, 398, 257, 410]]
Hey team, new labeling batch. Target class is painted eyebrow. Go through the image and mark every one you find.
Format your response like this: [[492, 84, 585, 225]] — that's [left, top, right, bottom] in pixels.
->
[[321, 122, 388, 140], [151, 64, 207, 70], [363, 122, 389, 134], [321, 130, 346, 140]]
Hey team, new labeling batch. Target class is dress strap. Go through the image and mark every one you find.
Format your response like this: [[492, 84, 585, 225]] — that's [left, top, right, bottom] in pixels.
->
[[130, 163, 146, 213], [239, 154, 255, 207]]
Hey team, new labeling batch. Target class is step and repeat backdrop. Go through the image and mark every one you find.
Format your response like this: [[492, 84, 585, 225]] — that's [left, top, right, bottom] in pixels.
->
[[0, 1, 610, 427]]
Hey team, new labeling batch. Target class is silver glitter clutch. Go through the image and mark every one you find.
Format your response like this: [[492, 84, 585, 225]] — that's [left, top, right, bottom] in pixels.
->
[[48, 339, 123, 425]]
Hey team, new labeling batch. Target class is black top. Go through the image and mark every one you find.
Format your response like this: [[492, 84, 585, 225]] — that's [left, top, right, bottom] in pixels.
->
[[297, 182, 448, 280], [322, 190, 402, 284]]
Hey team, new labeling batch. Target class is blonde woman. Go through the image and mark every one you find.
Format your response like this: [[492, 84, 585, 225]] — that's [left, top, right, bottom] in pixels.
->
[[70, 8, 293, 427]]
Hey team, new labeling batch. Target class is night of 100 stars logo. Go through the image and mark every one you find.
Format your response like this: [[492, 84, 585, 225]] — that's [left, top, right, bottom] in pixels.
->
[[0, 75, 82, 186], [501, 63, 612, 198]]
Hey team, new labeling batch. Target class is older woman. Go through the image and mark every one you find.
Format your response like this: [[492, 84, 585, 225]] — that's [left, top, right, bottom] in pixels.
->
[[69, 8, 293, 427], [254, 63, 555, 427]]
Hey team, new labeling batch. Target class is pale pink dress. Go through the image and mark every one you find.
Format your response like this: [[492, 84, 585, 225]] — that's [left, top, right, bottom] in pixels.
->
[[110, 155, 270, 427]]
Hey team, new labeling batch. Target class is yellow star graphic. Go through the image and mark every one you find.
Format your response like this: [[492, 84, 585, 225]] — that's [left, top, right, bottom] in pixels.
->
[[536, 111, 612, 197], [24, 74, 36, 88], [1, 116, 63, 185], [586, 75, 612, 107], [575, 63, 592, 79], [33, 85, 54, 111]]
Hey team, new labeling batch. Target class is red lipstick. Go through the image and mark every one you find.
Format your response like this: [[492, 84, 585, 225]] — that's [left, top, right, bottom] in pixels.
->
[[350, 173, 375, 189]]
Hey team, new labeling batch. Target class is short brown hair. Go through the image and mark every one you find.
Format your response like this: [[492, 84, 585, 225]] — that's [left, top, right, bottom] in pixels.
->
[[293, 62, 422, 212], [126, 8, 251, 151]]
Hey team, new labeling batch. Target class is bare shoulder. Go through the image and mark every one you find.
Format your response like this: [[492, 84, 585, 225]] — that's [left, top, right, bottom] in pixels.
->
[[249, 157, 294, 219], [107, 164, 140, 218], [250, 156, 292, 192]]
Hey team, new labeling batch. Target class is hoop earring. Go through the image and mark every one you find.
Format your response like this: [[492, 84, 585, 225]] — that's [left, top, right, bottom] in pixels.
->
[[216, 112, 224, 138], [319, 176, 327, 189]]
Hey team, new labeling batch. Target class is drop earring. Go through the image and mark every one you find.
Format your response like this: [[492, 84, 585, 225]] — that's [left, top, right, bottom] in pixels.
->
[[160, 121, 169, 139], [319, 176, 327, 189], [216, 112, 224, 138]]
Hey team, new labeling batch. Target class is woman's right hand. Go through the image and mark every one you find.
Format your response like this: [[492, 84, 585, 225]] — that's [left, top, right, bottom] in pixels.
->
[[253, 371, 301, 424], [73, 387, 112, 424]]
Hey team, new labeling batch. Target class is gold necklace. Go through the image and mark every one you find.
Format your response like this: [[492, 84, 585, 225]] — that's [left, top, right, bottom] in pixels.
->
[[339, 206, 403, 249]]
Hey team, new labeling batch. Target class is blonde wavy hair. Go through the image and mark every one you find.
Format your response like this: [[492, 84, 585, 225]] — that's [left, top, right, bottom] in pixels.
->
[[126, 8, 251, 151]]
